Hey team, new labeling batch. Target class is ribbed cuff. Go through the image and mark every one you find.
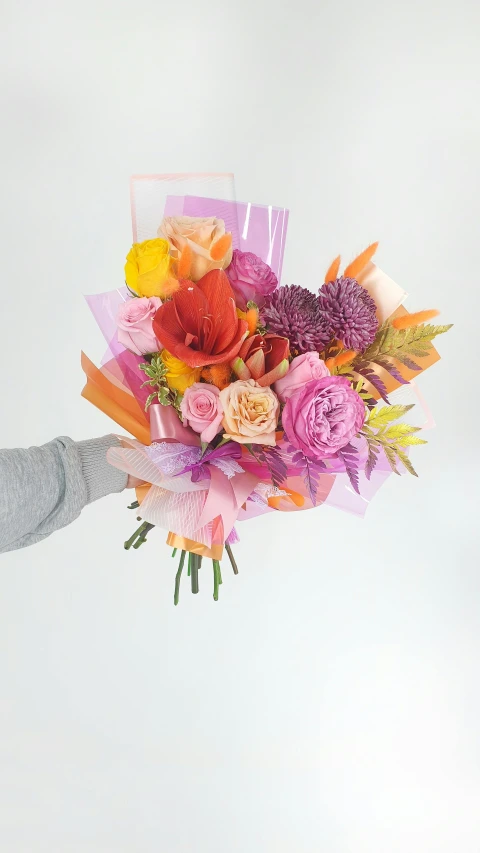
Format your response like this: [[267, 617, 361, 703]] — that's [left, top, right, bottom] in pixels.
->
[[76, 435, 128, 505]]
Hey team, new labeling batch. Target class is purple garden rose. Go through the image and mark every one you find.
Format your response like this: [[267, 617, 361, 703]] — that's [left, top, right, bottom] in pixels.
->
[[282, 376, 365, 460], [226, 249, 278, 310]]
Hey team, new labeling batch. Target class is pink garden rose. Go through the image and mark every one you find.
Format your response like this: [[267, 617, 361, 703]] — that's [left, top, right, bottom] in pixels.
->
[[180, 383, 224, 443], [274, 352, 329, 402], [282, 376, 365, 460], [116, 296, 162, 355], [226, 249, 278, 310]]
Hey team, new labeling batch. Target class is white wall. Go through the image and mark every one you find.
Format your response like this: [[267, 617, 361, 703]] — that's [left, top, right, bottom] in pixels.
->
[[0, 0, 478, 850]]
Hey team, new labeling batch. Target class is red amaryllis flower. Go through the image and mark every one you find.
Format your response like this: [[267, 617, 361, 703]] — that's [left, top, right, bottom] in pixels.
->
[[153, 269, 249, 368], [231, 333, 290, 387]]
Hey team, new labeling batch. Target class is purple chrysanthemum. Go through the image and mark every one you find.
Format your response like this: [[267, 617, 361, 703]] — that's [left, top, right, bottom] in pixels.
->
[[261, 285, 331, 355], [318, 276, 378, 351]]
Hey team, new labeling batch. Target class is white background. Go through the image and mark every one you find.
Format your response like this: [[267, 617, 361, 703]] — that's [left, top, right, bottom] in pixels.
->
[[0, 0, 478, 850]]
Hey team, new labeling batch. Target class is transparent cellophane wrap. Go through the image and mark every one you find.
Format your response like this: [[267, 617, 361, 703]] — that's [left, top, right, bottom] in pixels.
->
[[82, 174, 442, 551]]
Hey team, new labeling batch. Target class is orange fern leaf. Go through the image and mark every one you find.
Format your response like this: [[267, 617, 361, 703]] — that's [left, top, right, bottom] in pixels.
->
[[392, 309, 440, 330], [177, 243, 192, 278], [333, 350, 357, 368], [324, 255, 341, 283], [210, 233, 232, 262], [344, 242, 379, 278]]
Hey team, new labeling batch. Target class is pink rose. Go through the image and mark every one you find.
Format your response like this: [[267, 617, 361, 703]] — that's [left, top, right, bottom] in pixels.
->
[[226, 249, 278, 310], [282, 376, 365, 460], [180, 383, 224, 443], [116, 296, 162, 356], [274, 352, 329, 402]]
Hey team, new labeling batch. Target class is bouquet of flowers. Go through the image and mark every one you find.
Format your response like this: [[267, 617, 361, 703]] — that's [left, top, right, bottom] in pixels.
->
[[82, 173, 451, 603]]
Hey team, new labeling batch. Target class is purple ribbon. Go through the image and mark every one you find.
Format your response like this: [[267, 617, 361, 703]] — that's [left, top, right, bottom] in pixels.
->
[[178, 441, 243, 483]]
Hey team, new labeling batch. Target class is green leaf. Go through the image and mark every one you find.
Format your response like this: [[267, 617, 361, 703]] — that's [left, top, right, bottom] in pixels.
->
[[144, 392, 157, 411], [382, 423, 422, 439], [367, 404, 415, 428], [354, 321, 452, 375], [383, 444, 400, 474], [396, 435, 428, 447], [396, 449, 418, 477]]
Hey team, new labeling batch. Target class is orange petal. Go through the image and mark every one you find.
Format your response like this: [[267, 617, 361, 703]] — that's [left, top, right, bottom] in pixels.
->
[[325, 358, 336, 372], [344, 242, 379, 279], [392, 309, 439, 330], [177, 243, 192, 278], [333, 350, 357, 368], [246, 307, 258, 336], [201, 363, 232, 389], [324, 255, 341, 283], [210, 232, 232, 262]]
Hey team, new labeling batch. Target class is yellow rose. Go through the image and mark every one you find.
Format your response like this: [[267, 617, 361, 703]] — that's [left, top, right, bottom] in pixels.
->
[[161, 350, 201, 394], [158, 216, 233, 282], [125, 238, 178, 298]]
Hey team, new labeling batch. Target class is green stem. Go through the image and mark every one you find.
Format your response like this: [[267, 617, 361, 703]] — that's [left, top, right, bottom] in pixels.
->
[[174, 551, 186, 606], [127, 500, 140, 510], [124, 521, 149, 550], [213, 560, 220, 601], [188, 553, 191, 576], [132, 522, 154, 549], [190, 553, 199, 594], [171, 548, 177, 558], [225, 542, 239, 575]]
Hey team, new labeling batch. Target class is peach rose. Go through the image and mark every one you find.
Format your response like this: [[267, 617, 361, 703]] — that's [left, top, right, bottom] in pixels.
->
[[158, 216, 233, 282], [219, 379, 279, 446]]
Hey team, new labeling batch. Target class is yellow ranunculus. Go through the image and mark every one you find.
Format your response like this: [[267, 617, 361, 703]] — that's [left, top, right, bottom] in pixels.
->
[[125, 238, 179, 298], [161, 350, 202, 394]]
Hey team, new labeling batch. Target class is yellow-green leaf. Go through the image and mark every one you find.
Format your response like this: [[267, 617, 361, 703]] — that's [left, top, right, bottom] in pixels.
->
[[396, 449, 418, 477], [397, 436, 428, 447], [367, 404, 415, 428], [383, 423, 422, 439]]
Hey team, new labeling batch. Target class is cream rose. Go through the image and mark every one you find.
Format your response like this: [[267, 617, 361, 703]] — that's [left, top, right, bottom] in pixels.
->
[[219, 379, 279, 446], [158, 216, 233, 282]]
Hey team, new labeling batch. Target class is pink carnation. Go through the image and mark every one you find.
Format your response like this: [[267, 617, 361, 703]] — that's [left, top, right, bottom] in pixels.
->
[[180, 383, 224, 443], [282, 376, 365, 460], [116, 296, 162, 356], [274, 352, 329, 402]]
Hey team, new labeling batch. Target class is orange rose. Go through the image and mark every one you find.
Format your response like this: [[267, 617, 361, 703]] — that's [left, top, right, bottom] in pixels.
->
[[219, 379, 279, 446], [158, 216, 233, 282]]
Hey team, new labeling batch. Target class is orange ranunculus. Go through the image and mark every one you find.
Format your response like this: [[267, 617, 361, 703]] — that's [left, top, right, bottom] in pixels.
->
[[231, 333, 290, 387], [152, 269, 248, 369]]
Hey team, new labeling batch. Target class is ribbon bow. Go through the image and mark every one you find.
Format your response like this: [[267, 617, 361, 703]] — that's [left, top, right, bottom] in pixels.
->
[[107, 403, 259, 550]]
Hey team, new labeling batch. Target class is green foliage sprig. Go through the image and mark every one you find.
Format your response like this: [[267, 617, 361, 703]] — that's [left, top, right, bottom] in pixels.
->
[[360, 403, 427, 478], [354, 321, 453, 374], [139, 354, 183, 412]]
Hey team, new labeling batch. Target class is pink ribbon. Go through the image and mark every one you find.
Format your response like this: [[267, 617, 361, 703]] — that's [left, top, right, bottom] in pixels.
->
[[147, 404, 259, 543], [150, 403, 200, 446]]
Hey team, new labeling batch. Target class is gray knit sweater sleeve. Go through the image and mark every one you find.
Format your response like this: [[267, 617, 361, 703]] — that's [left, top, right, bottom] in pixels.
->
[[0, 435, 127, 553]]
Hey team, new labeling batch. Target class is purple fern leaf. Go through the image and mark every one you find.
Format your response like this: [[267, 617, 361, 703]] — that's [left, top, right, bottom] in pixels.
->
[[365, 440, 380, 480], [263, 445, 288, 488], [374, 357, 411, 384], [249, 444, 288, 488], [337, 442, 361, 494], [355, 364, 390, 403], [286, 444, 327, 504]]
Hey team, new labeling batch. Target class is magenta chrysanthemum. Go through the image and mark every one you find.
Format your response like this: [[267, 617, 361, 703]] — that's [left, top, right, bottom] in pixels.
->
[[261, 285, 331, 355], [318, 276, 378, 351]]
